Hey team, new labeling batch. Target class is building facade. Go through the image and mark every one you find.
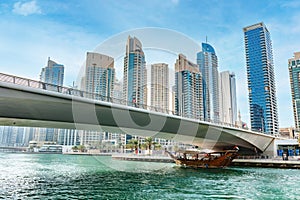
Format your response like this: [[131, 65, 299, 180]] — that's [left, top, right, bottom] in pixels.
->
[[85, 52, 115, 101], [197, 43, 220, 123], [0, 126, 32, 147], [175, 54, 203, 120], [123, 36, 147, 108], [220, 71, 237, 125], [289, 52, 300, 130], [151, 63, 169, 113], [38, 58, 65, 144], [113, 79, 123, 103], [57, 129, 80, 146], [243, 22, 279, 134], [40, 57, 64, 86]]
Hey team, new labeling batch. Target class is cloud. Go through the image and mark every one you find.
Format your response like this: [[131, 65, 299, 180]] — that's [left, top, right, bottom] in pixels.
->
[[12, 0, 41, 16], [0, 18, 102, 86], [281, 0, 300, 8], [171, 0, 179, 5]]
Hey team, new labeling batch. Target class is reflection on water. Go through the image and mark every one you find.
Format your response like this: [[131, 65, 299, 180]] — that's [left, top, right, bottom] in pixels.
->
[[0, 152, 299, 199]]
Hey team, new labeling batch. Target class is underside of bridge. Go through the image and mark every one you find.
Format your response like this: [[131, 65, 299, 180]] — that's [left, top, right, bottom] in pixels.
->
[[0, 82, 276, 155]]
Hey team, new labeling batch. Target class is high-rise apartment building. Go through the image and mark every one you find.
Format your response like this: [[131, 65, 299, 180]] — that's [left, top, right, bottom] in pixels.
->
[[0, 126, 30, 147], [39, 58, 65, 143], [113, 79, 123, 101], [57, 129, 80, 146], [175, 54, 203, 120], [40, 57, 64, 86], [243, 22, 279, 134], [151, 63, 169, 113], [123, 36, 147, 108], [85, 52, 115, 101], [197, 43, 220, 123], [289, 52, 300, 129], [220, 71, 237, 125]]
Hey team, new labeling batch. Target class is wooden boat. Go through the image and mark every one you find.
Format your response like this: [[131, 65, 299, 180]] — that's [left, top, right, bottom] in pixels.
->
[[166, 148, 239, 169]]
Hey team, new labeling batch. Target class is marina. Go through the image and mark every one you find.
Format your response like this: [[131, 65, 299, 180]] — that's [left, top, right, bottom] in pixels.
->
[[1, 152, 300, 199]]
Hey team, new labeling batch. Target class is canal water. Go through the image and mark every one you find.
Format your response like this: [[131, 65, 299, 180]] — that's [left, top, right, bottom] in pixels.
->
[[0, 152, 299, 199]]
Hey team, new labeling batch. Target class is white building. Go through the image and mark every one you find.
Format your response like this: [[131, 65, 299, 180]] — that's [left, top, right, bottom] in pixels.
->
[[220, 71, 237, 125], [151, 63, 169, 113]]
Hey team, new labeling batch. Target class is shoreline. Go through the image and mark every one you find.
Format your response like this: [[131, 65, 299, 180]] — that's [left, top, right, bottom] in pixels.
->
[[112, 153, 174, 163]]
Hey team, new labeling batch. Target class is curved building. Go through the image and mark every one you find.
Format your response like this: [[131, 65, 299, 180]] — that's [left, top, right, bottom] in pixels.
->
[[197, 43, 220, 123], [123, 36, 147, 107]]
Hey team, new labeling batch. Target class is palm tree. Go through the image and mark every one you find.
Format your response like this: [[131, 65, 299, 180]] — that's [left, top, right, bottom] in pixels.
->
[[72, 146, 78, 152], [145, 137, 153, 150], [154, 143, 162, 150], [129, 139, 138, 154], [78, 145, 86, 152]]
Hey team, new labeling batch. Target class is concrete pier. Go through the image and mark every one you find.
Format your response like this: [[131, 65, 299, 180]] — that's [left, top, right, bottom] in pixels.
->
[[113, 154, 300, 168], [112, 154, 174, 163], [233, 159, 300, 169]]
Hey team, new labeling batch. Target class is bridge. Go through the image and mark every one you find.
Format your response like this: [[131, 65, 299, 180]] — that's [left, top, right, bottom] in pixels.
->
[[0, 73, 277, 155]]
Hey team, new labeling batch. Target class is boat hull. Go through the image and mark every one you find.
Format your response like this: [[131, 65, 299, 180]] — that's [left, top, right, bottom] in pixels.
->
[[167, 150, 238, 169]]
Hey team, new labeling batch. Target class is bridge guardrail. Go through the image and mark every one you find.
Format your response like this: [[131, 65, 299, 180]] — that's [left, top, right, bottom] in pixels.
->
[[0, 72, 243, 129]]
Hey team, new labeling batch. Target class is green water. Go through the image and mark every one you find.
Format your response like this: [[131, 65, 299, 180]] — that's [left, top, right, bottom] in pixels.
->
[[0, 153, 299, 199]]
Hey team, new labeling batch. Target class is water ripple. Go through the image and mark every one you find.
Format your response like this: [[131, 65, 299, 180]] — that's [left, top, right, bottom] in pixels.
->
[[1, 153, 300, 199]]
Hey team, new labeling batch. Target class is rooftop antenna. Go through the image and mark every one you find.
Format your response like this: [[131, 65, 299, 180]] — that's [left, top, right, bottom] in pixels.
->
[[206, 36, 208, 44]]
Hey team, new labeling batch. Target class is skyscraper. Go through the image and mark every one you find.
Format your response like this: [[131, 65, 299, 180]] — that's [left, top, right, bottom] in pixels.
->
[[40, 57, 64, 86], [85, 52, 115, 101], [39, 58, 65, 143], [288, 52, 300, 129], [197, 43, 220, 123], [123, 36, 147, 108], [113, 79, 123, 101], [151, 63, 169, 113], [220, 71, 237, 125], [175, 54, 203, 120], [243, 22, 279, 134], [57, 129, 80, 146]]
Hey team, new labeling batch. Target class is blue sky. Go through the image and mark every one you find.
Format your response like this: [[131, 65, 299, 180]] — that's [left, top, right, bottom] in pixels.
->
[[0, 0, 300, 128]]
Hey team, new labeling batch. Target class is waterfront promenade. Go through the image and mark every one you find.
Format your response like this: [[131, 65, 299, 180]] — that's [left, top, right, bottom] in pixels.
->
[[112, 153, 174, 163], [233, 157, 300, 169], [111, 153, 300, 169]]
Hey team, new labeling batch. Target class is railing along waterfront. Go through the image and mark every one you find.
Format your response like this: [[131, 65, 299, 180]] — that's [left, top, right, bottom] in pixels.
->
[[0, 72, 245, 129]]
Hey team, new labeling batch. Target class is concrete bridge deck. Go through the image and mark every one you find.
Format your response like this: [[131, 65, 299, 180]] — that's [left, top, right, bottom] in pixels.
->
[[0, 73, 277, 154]]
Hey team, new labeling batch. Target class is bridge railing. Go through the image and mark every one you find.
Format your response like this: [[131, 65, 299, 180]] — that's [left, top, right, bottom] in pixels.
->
[[0, 72, 243, 129]]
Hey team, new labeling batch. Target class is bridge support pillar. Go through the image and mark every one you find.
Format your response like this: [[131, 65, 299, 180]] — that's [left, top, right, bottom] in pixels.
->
[[263, 139, 276, 157]]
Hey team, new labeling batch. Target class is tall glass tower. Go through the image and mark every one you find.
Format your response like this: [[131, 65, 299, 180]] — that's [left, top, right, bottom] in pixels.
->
[[175, 54, 203, 120], [85, 52, 115, 101], [123, 36, 147, 108], [289, 52, 300, 129], [40, 58, 65, 143], [197, 43, 220, 123], [243, 22, 279, 135], [40, 57, 64, 86]]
